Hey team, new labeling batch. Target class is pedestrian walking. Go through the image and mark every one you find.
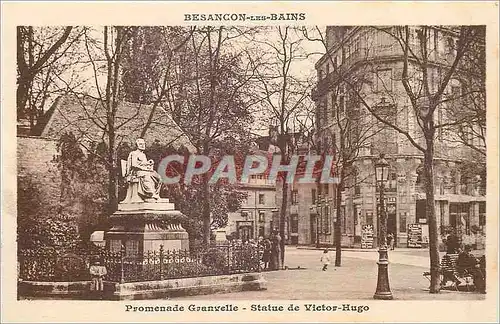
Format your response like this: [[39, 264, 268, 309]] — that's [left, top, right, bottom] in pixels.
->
[[387, 233, 395, 250], [270, 230, 282, 270], [275, 232, 282, 270], [262, 238, 271, 270], [320, 249, 331, 271]]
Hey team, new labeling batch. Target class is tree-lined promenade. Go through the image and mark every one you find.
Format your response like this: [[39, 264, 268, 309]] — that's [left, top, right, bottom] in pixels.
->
[[17, 26, 486, 295]]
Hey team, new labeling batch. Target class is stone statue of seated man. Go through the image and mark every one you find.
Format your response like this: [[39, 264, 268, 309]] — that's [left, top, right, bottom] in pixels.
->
[[121, 138, 162, 203]]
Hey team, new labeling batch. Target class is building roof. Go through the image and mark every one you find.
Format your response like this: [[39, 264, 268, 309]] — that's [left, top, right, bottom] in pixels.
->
[[39, 95, 194, 151]]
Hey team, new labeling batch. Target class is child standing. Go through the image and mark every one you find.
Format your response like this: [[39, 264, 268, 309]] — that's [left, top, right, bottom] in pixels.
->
[[89, 258, 107, 299], [320, 249, 331, 271]]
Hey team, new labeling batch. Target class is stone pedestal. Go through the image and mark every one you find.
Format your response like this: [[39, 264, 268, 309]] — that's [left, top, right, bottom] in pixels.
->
[[104, 198, 189, 255]]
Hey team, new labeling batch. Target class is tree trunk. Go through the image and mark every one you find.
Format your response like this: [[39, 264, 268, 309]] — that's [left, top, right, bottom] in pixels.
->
[[16, 75, 30, 119], [279, 179, 288, 269], [424, 137, 440, 293], [202, 173, 211, 247], [334, 180, 343, 266], [107, 132, 118, 214]]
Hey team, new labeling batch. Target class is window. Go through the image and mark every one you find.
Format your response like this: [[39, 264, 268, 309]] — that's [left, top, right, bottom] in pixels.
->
[[479, 202, 486, 213], [366, 212, 373, 226], [125, 240, 139, 257], [291, 214, 299, 233], [311, 188, 317, 204], [354, 169, 361, 195], [323, 206, 331, 234], [292, 190, 298, 205], [258, 211, 265, 222], [440, 202, 445, 233], [331, 94, 337, 117], [416, 166, 424, 186], [258, 193, 265, 205], [465, 204, 471, 235], [109, 240, 122, 253], [408, 27, 419, 46], [342, 206, 347, 233], [437, 107, 443, 140], [399, 212, 407, 233], [387, 172, 397, 192], [376, 69, 392, 92], [479, 202, 486, 226], [323, 99, 328, 121], [416, 200, 427, 223], [325, 63, 330, 76], [318, 69, 323, 80]]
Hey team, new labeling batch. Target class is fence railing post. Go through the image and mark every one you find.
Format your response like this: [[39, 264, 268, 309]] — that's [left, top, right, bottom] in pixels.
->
[[226, 244, 230, 275], [120, 245, 125, 284], [159, 245, 164, 280]]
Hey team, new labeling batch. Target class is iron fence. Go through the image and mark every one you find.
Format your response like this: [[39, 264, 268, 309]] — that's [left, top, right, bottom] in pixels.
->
[[18, 243, 262, 283]]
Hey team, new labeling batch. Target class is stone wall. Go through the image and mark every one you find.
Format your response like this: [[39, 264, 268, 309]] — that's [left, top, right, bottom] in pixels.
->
[[17, 136, 61, 209], [19, 272, 266, 300]]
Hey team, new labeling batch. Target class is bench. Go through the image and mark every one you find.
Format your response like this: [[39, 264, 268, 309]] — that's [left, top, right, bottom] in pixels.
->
[[423, 254, 474, 291]]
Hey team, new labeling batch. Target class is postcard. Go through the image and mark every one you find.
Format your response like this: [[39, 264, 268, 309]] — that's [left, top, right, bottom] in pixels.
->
[[2, 1, 498, 323]]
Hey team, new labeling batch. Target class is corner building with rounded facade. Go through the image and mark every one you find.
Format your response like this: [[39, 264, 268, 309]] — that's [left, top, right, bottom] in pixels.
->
[[310, 26, 486, 249]]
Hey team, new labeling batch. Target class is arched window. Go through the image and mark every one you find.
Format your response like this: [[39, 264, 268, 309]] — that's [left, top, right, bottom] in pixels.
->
[[416, 165, 424, 185]]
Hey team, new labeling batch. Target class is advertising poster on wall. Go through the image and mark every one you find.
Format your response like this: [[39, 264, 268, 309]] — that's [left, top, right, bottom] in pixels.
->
[[407, 224, 423, 248], [361, 224, 374, 249]]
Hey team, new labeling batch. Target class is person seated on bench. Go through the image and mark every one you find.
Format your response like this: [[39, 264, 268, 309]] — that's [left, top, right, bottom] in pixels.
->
[[440, 252, 460, 287], [457, 245, 484, 292]]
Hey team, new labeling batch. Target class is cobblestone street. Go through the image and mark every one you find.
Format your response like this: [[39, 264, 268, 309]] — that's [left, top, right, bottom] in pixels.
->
[[176, 247, 486, 300]]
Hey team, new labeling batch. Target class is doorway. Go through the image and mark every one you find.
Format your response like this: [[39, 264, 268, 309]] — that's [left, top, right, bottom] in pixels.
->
[[310, 214, 317, 245], [237, 221, 254, 242]]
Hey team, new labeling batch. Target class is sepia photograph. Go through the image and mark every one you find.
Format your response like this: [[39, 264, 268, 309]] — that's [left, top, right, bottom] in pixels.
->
[[2, 1, 499, 323]]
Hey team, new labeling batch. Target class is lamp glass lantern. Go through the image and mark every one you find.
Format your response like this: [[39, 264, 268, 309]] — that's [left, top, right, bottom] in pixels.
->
[[375, 154, 390, 184]]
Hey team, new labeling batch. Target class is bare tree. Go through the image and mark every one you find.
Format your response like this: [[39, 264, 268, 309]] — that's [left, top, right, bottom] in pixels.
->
[[17, 26, 87, 132], [249, 26, 315, 266], [57, 26, 137, 212], [441, 26, 486, 156]]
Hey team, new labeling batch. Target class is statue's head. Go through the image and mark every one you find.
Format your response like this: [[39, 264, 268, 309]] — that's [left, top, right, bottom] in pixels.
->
[[136, 138, 146, 151]]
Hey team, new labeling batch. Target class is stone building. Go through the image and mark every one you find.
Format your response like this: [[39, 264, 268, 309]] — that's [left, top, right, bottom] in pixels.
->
[[225, 172, 277, 241], [311, 26, 486, 248]]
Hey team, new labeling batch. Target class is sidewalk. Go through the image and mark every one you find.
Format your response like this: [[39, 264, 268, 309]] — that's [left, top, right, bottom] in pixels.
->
[[175, 247, 486, 301], [178, 253, 485, 300]]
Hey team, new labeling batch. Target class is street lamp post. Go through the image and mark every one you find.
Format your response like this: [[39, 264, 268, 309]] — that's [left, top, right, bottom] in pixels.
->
[[373, 154, 393, 300]]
